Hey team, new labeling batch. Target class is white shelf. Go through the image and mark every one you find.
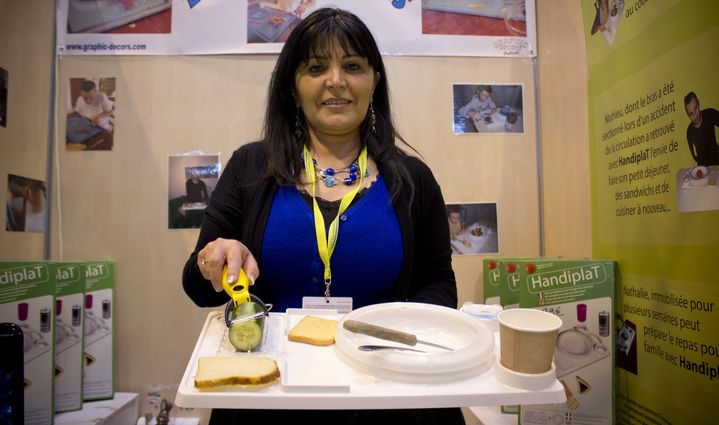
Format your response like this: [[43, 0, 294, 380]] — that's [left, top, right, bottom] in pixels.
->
[[175, 310, 565, 410], [55, 392, 139, 425]]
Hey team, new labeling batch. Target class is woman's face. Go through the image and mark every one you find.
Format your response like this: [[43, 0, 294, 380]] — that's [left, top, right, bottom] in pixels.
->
[[294, 41, 379, 141]]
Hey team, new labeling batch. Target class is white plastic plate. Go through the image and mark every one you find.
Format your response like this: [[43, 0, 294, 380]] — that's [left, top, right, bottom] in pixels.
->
[[335, 303, 495, 382]]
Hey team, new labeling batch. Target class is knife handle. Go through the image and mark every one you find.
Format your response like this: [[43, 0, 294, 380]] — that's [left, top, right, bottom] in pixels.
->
[[342, 319, 417, 346]]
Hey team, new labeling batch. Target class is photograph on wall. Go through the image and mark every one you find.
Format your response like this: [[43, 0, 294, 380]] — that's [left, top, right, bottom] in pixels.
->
[[6, 174, 47, 233], [676, 90, 719, 213], [168, 154, 221, 229], [247, 0, 316, 43], [589, 0, 625, 45], [453, 83, 524, 134], [0, 67, 7, 127], [446, 202, 499, 255], [66, 0, 172, 34], [422, 0, 527, 37], [65, 77, 116, 151]]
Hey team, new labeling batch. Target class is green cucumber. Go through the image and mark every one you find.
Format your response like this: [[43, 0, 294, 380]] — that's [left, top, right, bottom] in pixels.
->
[[228, 320, 263, 351], [228, 302, 264, 351]]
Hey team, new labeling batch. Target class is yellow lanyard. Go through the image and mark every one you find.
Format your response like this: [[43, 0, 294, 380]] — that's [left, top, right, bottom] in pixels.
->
[[302, 144, 368, 301]]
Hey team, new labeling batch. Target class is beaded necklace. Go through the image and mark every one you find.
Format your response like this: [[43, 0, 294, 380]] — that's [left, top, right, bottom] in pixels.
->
[[310, 157, 370, 187]]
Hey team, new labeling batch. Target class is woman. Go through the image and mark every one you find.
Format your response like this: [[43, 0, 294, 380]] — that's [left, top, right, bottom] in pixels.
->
[[183, 8, 462, 424]]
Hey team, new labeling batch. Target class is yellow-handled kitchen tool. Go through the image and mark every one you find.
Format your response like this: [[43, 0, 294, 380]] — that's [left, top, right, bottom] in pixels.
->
[[221, 265, 251, 307]]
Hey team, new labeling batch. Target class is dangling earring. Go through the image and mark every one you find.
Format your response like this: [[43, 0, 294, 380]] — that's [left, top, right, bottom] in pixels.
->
[[294, 107, 303, 141], [369, 103, 377, 135]]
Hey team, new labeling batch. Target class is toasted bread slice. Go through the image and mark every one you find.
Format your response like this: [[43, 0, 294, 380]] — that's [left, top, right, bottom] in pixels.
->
[[287, 316, 338, 346], [194, 356, 280, 389]]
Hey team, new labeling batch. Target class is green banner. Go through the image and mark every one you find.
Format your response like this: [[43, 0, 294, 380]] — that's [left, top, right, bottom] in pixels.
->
[[581, 1, 719, 423]]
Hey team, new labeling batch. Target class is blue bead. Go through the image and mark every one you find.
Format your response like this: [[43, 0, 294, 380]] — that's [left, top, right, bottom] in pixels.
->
[[326, 168, 335, 176], [312, 158, 317, 165], [349, 164, 358, 173], [319, 170, 327, 178], [324, 176, 336, 187], [343, 177, 352, 185], [365, 170, 369, 177], [349, 172, 357, 181]]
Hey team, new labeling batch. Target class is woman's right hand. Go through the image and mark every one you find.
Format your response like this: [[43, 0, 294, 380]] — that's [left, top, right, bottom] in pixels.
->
[[196, 238, 259, 292]]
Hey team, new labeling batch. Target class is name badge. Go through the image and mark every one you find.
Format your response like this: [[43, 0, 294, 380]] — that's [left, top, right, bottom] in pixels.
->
[[302, 296, 353, 313]]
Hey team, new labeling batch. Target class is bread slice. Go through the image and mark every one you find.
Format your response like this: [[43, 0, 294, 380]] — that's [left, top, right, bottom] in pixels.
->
[[194, 356, 280, 389], [287, 316, 338, 346]]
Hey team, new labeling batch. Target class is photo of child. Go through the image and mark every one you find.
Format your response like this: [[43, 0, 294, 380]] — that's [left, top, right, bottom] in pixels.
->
[[453, 84, 524, 134], [446, 202, 499, 255]]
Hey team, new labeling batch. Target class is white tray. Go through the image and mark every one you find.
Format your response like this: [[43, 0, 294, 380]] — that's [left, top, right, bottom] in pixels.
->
[[175, 309, 565, 410]]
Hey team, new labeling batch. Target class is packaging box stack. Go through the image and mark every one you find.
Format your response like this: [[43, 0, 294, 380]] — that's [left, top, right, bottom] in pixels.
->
[[55, 262, 86, 412], [82, 260, 114, 401], [516, 259, 616, 425], [0, 261, 56, 425]]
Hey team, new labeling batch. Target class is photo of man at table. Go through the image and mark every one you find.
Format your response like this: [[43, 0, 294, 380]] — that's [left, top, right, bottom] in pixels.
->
[[66, 77, 115, 151], [168, 154, 220, 229], [453, 83, 524, 134], [676, 91, 719, 213]]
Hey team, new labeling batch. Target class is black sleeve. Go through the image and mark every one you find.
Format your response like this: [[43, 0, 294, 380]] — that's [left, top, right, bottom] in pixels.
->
[[404, 159, 458, 309], [687, 126, 699, 162], [710, 108, 719, 127], [182, 149, 248, 307]]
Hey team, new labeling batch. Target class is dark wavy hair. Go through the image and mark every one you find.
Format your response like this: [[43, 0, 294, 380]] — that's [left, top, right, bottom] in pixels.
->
[[261, 7, 415, 200]]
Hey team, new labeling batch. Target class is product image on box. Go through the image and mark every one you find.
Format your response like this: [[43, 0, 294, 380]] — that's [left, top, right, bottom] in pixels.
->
[[16, 302, 52, 364], [55, 300, 82, 354], [553, 302, 611, 378], [84, 294, 111, 346], [83, 261, 114, 401], [55, 262, 86, 413]]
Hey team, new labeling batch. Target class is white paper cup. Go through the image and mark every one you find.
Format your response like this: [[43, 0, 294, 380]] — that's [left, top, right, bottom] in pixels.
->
[[497, 309, 562, 374]]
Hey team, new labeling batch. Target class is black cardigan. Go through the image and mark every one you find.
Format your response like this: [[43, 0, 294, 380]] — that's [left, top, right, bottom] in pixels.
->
[[182, 141, 457, 310]]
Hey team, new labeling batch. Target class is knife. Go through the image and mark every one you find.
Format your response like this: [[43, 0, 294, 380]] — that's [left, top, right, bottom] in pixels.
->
[[342, 319, 454, 351]]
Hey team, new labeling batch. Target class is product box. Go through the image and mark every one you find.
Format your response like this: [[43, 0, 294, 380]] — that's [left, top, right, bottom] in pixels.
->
[[497, 258, 532, 309], [516, 259, 616, 425], [481, 258, 501, 305], [83, 261, 114, 401], [0, 261, 56, 425], [55, 262, 86, 412]]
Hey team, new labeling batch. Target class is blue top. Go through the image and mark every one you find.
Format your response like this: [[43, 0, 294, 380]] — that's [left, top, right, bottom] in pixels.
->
[[259, 176, 403, 311]]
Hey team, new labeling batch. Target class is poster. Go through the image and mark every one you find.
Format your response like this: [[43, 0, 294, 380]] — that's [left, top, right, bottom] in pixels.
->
[[56, 0, 537, 57], [581, 1, 718, 423]]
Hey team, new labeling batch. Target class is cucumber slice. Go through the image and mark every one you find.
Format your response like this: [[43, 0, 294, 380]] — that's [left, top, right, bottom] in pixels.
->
[[232, 301, 262, 319], [228, 320, 263, 351]]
